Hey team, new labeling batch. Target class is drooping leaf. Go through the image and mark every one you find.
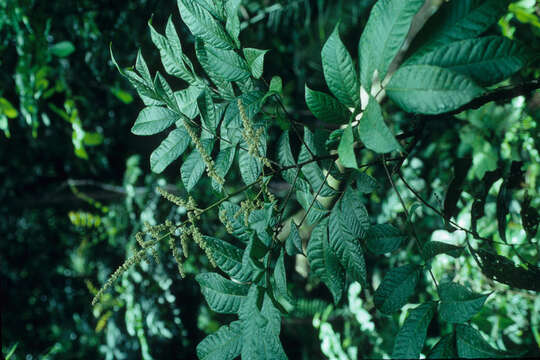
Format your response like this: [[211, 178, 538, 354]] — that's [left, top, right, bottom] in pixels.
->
[[273, 249, 291, 302], [305, 85, 351, 124], [132, 106, 179, 135], [365, 223, 406, 255], [456, 324, 507, 358], [307, 219, 345, 304], [392, 301, 436, 359], [338, 123, 358, 169], [321, 24, 360, 108], [374, 264, 421, 314], [439, 282, 490, 323], [285, 222, 303, 256], [428, 334, 457, 359], [196, 320, 242, 360], [422, 241, 464, 260], [150, 127, 191, 173], [387, 65, 483, 114], [196, 272, 249, 314], [181, 150, 206, 191], [407, 36, 527, 86], [359, 0, 425, 91], [474, 248, 540, 291], [359, 97, 402, 153], [204, 236, 252, 282], [178, 0, 234, 49], [243, 48, 268, 79]]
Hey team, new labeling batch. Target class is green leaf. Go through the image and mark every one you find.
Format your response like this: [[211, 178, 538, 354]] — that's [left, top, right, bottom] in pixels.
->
[[225, 0, 241, 48], [328, 189, 369, 286], [197, 89, 218, 133], [0, 98, 18, 118], [219, 202, 250, 241], [422, 241, 464, 260], [305, 85, 351, 124], [496, 180, 510, 243], [321, 24, 360, 108], [406, 36, 527, 86], [196, 320, 242, 360], [212, 146, 236, 192], [175, 85, 204, 119], [285, 222, 303, 256], [200, 43, 251, 81], [428, 334, 457, 359], [277, 132, 310, 192], [359, 0, 425, 91], [387, 65, 483, 114], [135, 50, 153, 85], [204, 236, 252, 282], [132, 106, 179, 135], [50, 41, 75, 57], [238, 136, 266, 185], [366, 223, 406, 255], [359, 97, 402, 153], [269, 76, 283, 94], [181, 151, 206, 191], [149, 17, 195, 82], [239, 287, 287, 359], [392, 301, 436, 359], [222, 91, 264, 130], [338, 123, 358, 169], [150, 127, 191, 173], [273, 249, 291, 302], [374, 264, 420, 314], [196, 272, 249, 314], [154, 72, 178, 111], [411, 0, 508, 56], [456, 324, 506, 358], [195, 41, 236, 99], [243, 48, 268, 79], [474, 248, 540, 291], [178, 0, 234, 49], [356, 171, 380, 194], [307, 219, 345, 304], [439, 282, 490, 323]]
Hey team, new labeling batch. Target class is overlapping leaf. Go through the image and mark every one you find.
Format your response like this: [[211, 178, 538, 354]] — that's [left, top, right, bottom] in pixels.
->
[[392, 302, 436, 359], [150, 127, 191, 173], [439, 282, 490, 323], [196, 272, 249, 314], [374, 264, 420, 314]]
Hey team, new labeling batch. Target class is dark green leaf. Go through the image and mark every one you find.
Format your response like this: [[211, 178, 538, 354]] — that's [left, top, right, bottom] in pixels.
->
[[422, 241, 464, 260], [443, 157, 472, 221], [181, 150, 206, 191], [439, 282, 490, 323], [200, 43, 251, 81], [196, 320, 242, 360], [456, 324, 507, 358], [321, 24, 360, 108], [212, 146, 236, 192], [285, 222, 303, 256], [356, 171, 380, 194], [196, 272, 249, 314], [407, 36, 526, 86], [374, 264, 420, 314], [366, 223, 406, 255], [387, 65, 483, 114], [359, 0, 425, 91], [273, 249, 291, 302], [428, 334, 457, 359], [204, 236, 252, 282], [392, 301, 436, 359], [178, 0, 234, 49], [305, 85, 351, 124], [307, 219, 345, 304], [496, 180, 510, 243]]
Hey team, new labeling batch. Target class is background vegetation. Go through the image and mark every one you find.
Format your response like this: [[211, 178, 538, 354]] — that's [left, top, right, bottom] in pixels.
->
[[1, 0, 539, 359]]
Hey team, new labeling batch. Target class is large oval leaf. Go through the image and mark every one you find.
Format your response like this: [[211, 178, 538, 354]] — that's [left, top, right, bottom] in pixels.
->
[[387, 65, 483, 114]]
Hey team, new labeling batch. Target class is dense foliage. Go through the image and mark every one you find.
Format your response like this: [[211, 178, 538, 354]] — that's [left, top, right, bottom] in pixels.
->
[[2, 0, 540, 359]]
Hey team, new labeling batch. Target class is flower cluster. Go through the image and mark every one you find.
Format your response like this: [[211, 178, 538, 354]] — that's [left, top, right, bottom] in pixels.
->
[[237, 99, 272, 168]]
